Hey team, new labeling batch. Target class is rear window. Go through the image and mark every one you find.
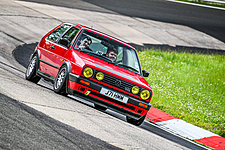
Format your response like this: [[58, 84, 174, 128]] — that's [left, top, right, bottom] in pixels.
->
[[47, 24, 71, 42]]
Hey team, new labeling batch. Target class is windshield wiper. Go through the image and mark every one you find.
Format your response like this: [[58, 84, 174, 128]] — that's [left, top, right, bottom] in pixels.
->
[[80, 49, 139, 73], [117, 64, 139, 73], [80, 49, 112, 62], [79, 48, 92, 53]]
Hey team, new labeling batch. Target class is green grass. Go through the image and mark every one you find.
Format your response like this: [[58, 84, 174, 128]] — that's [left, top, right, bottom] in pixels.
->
[[177, 0, 225, 9], [138, 50, 225, 137]]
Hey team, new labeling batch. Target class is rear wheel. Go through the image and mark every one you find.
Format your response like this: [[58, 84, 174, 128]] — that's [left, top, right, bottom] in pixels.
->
[[126, 114, 146, 126], [53, 66, 68, 96], [25, 55, 41, 83]]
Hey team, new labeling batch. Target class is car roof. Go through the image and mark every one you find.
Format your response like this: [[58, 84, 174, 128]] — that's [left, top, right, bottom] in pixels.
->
[[69, 23, 136, 50]]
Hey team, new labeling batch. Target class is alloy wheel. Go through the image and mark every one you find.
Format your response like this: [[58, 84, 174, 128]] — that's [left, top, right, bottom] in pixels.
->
[[55, 68, 66, 89], [26, 57, 36, 77]]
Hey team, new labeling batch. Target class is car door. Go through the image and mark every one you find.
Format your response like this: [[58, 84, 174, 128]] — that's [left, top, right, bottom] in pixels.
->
[[39, 24, 71, 78], [52, 26, 80, 76]]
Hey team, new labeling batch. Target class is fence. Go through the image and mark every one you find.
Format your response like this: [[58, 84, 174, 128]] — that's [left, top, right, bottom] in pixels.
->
[[198, 0, 225, 4]]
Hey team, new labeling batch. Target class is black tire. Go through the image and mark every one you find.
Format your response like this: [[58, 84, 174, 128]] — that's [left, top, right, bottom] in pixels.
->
[[126, 114, 146, 126], [25, 55, 41, 83], [53, 65, 68, 96], [94, 104, 107, 111]]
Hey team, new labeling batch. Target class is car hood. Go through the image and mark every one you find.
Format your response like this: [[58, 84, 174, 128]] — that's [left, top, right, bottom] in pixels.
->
[[77, 52, 152, 90]]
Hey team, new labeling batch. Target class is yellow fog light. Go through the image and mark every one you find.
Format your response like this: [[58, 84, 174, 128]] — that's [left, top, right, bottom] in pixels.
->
[[131, 86, 139, 95], [83, 67, 93, 78], [140, 90, 150, 100], [96, 72, 104, 81]]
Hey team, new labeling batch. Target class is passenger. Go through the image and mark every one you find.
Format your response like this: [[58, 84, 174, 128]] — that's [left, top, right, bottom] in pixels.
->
[[106, 47, 118, 61]]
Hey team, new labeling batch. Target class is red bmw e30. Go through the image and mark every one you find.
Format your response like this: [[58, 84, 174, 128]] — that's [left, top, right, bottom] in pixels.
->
[[25, 23, 153, 125]]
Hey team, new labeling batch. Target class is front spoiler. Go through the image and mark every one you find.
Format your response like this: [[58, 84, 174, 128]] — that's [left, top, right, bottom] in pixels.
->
[[68, 73, 151, 120]]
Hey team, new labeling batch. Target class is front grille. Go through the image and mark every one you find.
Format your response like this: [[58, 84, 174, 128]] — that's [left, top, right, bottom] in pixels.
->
[[94, 72, 133, 92], [91, 70, 152, 103]]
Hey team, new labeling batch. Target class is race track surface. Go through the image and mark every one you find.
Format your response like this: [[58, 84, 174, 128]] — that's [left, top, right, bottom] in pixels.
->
[[0, 93, 120, 150], [19, 0, 225, 44], [0, 0, 221, 149]]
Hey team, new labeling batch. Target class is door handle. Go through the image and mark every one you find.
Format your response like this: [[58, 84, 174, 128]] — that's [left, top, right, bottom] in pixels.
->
[[51, 45, 55, 49]]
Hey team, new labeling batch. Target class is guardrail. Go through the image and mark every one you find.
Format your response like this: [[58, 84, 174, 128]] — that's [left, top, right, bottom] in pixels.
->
[[199, 0, 225, 4]]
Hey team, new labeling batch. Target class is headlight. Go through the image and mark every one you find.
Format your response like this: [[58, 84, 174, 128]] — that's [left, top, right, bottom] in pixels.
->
[[140, 90, 150, 100], [131, 86, 139, 95], [83, 67, 93, 78], [96, 72, 104, 81]]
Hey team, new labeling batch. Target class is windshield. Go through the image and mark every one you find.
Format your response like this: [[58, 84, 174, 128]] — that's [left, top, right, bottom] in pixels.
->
[[74, 30, 141, 74]]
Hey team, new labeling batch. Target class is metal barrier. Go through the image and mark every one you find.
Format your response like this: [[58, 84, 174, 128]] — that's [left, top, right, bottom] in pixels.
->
[[200, 0, 225, 4]]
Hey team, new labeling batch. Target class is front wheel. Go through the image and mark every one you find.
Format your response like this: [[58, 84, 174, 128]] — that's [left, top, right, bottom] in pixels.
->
[[53, 66, 68, 96], [25, 55, 41, 83], [126, 114, 146, 126]]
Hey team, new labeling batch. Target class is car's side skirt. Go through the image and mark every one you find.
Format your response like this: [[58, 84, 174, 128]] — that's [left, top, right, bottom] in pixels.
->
[[37, 70, 55, 83], [39, 59, 60, 69]]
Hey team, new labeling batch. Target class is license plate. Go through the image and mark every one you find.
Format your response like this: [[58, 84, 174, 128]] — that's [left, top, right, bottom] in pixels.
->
[[100, 88, 128, 103]]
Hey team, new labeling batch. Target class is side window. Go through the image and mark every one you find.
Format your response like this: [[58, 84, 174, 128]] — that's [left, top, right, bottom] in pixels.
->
[[47, 24, 71, 42], [126, 49, 140, 72], [61, 27, 79, 45]]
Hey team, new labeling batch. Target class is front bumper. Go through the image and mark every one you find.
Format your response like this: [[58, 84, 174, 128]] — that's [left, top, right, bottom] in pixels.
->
[[68, 73, 151, 120]]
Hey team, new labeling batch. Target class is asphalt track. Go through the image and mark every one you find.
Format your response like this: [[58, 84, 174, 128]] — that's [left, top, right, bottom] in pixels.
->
[[19, 0, 225, 44], [0, 93, 120, 150], [1, 0, 222, 149], [84, 0, 225, 44]]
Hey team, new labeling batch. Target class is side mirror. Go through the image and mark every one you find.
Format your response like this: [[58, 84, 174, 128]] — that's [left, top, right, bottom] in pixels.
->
[[59, 38, 69, 48], [142, 70, 149, 77]]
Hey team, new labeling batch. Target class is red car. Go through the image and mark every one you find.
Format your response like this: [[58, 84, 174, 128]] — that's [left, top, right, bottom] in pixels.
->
[[25, 23, 153, 125]]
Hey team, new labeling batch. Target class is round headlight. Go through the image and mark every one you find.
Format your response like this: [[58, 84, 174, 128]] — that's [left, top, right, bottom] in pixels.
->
[[140, 90, 150, 100], [96, 72, 104, 81], [131, 86, 139, 95], [83, 67, 93, 78]]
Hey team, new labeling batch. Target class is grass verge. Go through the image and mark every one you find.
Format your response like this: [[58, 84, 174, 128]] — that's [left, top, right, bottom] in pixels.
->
[[138, 50, 225, 137], [176, 0, 225, 8]]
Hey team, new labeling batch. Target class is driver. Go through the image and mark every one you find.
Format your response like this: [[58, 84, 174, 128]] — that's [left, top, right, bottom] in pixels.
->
[[106, 47, 118, 61], [78, 35, 92, 51]]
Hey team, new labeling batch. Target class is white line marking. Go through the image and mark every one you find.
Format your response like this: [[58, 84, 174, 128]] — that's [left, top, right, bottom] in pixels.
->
[[145, 121, 212, 150], [167, 0, 225, 11], [156, 119, 218, 140]]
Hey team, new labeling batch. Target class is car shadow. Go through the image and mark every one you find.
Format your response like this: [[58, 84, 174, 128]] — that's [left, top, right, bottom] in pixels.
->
[[13, 42, 38, 68]]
